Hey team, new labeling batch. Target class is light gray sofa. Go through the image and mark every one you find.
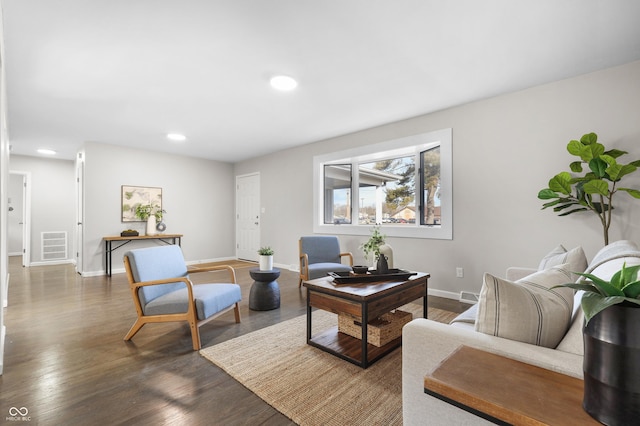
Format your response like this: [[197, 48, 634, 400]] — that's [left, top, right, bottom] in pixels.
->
[[402, 240, 640, 425]]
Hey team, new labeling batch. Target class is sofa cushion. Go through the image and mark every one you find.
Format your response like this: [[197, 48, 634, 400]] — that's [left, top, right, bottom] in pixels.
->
[[475, 265, 574, 348], [538, 245, 588, 281]]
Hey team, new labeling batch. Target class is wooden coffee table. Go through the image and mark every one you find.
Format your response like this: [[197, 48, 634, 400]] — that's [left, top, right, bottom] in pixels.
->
[[303, 272, 429, 368]]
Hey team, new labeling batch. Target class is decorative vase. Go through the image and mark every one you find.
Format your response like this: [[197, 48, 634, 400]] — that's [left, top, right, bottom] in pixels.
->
[[376, 254, 389, 274], [146, 216, 157, 236], [259, 255, 273, 271], [583, 303, 640, 424], [379, 243, 394, 268]]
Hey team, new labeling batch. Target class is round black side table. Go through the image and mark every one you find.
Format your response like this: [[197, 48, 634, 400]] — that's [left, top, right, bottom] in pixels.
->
[[249, 268, 281, 311]]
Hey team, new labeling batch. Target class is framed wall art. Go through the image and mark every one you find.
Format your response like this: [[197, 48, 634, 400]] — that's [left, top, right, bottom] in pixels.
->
[[121, 185, 162, 222]]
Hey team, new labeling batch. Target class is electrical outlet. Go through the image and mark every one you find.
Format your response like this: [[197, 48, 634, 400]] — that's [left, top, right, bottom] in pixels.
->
[[456, 267, 464, 278]]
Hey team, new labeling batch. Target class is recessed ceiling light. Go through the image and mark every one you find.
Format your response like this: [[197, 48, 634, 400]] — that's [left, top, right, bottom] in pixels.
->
[[166, 133, 187, 141], [37, 148, 56, 155], [270, 75, 298, 91]]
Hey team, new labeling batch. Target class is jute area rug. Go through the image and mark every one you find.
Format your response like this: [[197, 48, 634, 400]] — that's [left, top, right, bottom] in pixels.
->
[[200, 304, 457, 426]]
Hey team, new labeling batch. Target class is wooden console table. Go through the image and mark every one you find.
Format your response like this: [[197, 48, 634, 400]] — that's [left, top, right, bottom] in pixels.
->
[[103, 234, 182, 276], [424, 345, 598, 425]]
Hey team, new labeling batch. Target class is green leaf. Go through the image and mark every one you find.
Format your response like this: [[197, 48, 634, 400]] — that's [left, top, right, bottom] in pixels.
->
[[553, 202, 580, 212], [538, 188, 559, 200], [551, 282, 600, 293], [610, 269, 623, 289], [567, 140, 583, 156], [604, 148, 628, 159], [579, 142, 605, 162], [630, 159, 640, 167], [591, 202, 611, 213], [541, 199, 561, 208], [548, 172, 572, 194], [589, 158, 608, 178], [605, 162, 623, 181], [622, 281, 640, 298], [621, 263, 640, 284], [580, 132, 598, 145], [581, 293, 626, 324], [558, 207, 588, 216], [583, 179, 609, 196], [569, 161, 583, 173], [619, 188, 640, 199], [576, 272, 623, 296], [615, 164, 638, 180]]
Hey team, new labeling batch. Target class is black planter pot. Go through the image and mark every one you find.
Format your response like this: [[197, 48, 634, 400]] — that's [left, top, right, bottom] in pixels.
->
[[583, 303, 640, 425]]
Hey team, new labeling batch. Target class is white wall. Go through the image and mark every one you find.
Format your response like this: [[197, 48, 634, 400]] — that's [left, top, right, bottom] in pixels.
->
[[234, 60, 640, 298], [9, 156, 75, 265], [81, 142, 235, 275]]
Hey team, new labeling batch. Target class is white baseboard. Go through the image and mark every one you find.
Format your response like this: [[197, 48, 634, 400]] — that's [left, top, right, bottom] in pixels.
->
[[428, 288, 459, 300], [30, 259, 75, 267]]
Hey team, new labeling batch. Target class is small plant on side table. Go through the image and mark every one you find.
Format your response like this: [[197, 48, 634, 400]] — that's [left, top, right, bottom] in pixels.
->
[[258, 246, 274, 271]]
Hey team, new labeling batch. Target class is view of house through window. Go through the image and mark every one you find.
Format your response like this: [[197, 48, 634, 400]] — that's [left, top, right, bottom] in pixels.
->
[[314, 128, 452, 240], [323, 147, 441, 227]]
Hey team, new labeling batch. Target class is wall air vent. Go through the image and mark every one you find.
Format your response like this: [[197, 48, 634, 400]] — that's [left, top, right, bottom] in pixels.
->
[[41, 231, 67, 261]]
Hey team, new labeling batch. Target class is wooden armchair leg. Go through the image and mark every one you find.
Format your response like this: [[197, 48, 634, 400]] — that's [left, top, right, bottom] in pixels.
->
[[233, 303, 241, 323], [190, 321, 202, 351], [124, 319, 146, 341]]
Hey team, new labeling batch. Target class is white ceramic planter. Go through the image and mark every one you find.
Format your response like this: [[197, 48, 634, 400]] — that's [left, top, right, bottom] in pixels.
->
[[259, 255, 273, 271]]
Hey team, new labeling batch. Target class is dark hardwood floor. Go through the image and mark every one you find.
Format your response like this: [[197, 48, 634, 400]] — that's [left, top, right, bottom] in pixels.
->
[[1, 257, 465, 425]]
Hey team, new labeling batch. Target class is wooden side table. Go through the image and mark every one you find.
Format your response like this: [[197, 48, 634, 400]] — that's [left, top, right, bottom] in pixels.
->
[[424, 345, 598, 425]]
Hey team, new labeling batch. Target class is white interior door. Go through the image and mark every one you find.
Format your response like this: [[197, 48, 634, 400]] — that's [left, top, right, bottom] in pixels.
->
[[8, 171, 30, 267], [75, 152, 84, 274], [236, 173, 260, 261]]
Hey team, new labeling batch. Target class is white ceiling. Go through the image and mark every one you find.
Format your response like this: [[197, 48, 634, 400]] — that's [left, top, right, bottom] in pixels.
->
[[3, 0, 640, 163]]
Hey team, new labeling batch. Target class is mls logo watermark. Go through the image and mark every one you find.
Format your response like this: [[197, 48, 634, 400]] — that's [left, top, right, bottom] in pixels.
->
[[7, 407, 31, 422]]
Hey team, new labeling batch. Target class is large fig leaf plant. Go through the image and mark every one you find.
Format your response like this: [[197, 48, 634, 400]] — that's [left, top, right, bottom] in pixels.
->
[[538, 132, 640, 245]]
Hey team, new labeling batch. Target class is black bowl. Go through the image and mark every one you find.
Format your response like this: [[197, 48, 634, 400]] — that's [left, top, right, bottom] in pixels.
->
[[352, 265, 369, 274]]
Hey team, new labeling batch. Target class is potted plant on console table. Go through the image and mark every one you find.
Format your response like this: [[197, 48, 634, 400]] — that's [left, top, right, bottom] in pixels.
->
[[134, 203, 166, 236], [557, 262, 640, 424]]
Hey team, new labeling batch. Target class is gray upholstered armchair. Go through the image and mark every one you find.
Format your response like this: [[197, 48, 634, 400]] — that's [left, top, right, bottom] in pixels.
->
[[123, 245, 242, 350], [299, 235, 353, 287]]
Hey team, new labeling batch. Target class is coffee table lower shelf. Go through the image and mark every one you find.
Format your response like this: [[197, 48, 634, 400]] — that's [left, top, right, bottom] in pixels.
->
[[308, 326, 402, 367]]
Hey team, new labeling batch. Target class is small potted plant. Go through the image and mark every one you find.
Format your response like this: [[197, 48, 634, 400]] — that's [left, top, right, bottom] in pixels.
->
[[359, 225, 394, 270], [134, 203, 166, 236], [555, 262, 640, 423], [258, 246, 274, 271]]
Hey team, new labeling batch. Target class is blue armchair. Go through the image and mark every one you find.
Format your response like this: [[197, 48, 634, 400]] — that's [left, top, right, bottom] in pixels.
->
[[299, 235, 353, 287], [123, 245, 242, 350]]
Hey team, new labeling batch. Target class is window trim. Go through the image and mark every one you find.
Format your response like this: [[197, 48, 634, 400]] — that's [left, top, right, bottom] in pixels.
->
[[313, 128, 452, 240]]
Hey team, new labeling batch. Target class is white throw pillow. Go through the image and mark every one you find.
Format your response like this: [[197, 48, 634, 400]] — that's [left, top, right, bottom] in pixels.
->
[[475, 265, 574, 348], [538, 245, 587, 281]]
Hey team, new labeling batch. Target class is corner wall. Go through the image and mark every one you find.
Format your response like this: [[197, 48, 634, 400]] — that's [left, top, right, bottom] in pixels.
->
[[81, 142, 235, 275], [234, 60, 640, 298]]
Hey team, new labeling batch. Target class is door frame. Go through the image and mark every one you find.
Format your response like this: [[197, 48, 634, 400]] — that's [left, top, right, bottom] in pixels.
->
[[8, 170, 31, 267]]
